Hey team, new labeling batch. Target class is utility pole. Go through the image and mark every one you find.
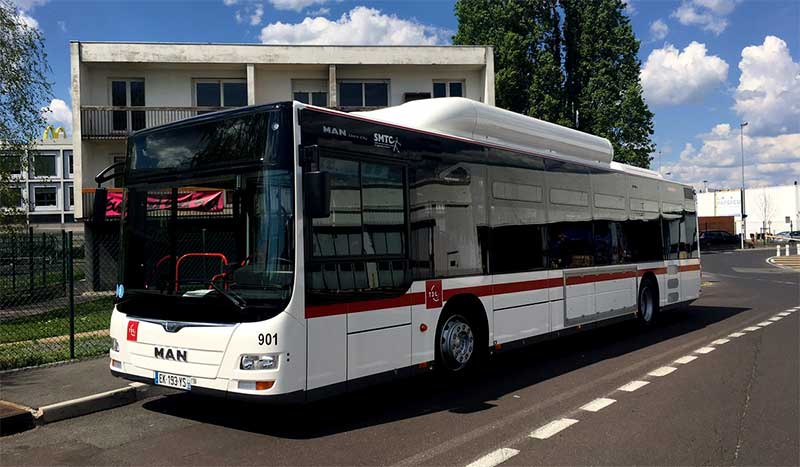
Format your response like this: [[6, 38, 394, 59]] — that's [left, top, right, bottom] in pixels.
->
[[740, 122, 748, 249]]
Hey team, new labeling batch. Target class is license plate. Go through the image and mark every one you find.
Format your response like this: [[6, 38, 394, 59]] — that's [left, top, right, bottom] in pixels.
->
[[154, 371, 192, 390]]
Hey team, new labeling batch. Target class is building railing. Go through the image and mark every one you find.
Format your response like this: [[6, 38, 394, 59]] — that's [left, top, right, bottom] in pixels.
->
[[80, 106, 225, 139]]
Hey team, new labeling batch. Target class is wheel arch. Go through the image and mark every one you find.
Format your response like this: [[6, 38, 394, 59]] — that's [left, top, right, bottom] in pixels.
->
[[438, 293, 490, 349]]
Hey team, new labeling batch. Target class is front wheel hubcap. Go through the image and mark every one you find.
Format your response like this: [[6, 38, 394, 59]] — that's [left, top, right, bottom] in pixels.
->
[[440, 315, 474, 371]]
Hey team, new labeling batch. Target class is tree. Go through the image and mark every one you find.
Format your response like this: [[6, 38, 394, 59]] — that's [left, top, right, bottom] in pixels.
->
[[454, 0, 567, 125], [562, 0, 654, 167], [0, 0, 53, 226], [453, 0, 655, 168]]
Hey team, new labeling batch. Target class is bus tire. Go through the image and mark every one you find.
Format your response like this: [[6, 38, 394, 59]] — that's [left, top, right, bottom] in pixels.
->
[[637, 276, 659, 324], [435, 310, 481, 372]]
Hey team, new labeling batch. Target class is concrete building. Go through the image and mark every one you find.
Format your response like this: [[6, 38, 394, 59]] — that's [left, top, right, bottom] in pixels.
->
[[1, 131, 78, 230], [69, 41, 496, 219], [697, 183, 800, 236]]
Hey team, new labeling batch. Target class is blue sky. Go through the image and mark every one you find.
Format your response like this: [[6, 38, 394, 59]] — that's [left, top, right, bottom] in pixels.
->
[[12, 0, 800, 188]]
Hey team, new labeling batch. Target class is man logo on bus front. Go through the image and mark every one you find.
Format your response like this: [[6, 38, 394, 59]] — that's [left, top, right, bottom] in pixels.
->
[[426, 280, 442, 309]]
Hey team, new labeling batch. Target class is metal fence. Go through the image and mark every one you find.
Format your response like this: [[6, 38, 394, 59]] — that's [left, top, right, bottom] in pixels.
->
[[0, 228, 119, 370]]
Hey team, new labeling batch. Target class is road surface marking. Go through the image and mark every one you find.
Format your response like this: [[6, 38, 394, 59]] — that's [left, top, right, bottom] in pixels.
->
[[648, 366, 677, 377], [466, 448, 520, 467], [743, 326, 760, 332], [530, 418, 579, 440], [711, 338, 730, 345], [695, 347, 716, 354], [777, 312, 791, 316], [618, 380, 650, 392], [580, 398, 616, 412], [756, 321, 773, 326], [728, 332, 746, 338], [769, 316, 783, 321], [674, 355, 698, 364]]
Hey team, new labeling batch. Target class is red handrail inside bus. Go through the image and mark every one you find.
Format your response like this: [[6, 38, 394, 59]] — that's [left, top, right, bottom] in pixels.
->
[[174, 253, 229, 292]]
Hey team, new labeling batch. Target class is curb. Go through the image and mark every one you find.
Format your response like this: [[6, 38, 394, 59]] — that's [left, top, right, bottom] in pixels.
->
[[1, 382, 172, 436]]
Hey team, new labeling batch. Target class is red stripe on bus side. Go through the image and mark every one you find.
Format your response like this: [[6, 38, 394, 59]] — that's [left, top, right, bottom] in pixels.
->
[[679, 264, 701, 272], [638, 267, 668, 276], [306, 292, 425, 319]]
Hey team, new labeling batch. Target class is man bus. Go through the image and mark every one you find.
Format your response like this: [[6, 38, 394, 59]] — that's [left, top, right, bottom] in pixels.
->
[[107, 98, 700, 402]]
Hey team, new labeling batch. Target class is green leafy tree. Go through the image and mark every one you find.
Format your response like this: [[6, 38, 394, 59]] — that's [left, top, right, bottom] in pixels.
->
[[0, 0, 52, 226], [562, 0, 654, 167], [454, 0, 566, 124], [454, 0, 654, 168]]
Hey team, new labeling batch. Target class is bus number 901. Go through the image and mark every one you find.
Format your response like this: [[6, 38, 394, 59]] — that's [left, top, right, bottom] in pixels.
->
[[258, 333, 277, 346]]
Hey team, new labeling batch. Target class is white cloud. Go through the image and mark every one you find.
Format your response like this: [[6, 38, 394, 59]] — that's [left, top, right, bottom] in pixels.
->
[[11, 0, 48, 10], [733, 36, 800, 136], [640, 41, 728, 105], [223, 0, 238, 5], [57, 20, 66, 32], [307, 6, 330, 16], [649, 19, 668, 40], [270, 0, 327, 12], [622, 0, 635, 15], [259, 6, 448, 45], [41, 99, 73, 135], [14, 10, 38, 29], [250, 4, 263, 25], [671, 0, 738, 35], [664, 124, 800, 189]]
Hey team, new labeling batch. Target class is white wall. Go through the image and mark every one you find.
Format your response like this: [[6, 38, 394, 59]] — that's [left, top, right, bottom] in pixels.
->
[[697, 184, 800, 234]]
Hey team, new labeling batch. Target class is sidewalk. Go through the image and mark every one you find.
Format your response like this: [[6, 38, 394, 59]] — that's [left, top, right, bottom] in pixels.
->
[[0, 357, 170, 435]]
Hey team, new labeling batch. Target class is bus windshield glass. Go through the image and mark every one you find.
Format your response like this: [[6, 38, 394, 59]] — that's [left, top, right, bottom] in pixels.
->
[[117, 108, 294, 322]]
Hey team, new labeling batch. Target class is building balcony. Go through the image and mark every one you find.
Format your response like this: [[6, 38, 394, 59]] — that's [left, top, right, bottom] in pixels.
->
[[80, 106, 224, 140]]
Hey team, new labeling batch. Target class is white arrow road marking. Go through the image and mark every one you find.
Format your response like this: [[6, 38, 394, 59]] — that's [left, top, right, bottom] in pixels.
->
[[466, 448, 520, 467], [530, 419, 579, 440]]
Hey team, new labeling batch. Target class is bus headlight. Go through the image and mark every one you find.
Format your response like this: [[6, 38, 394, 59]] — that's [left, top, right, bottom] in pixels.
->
[[240, 354, 278, 370], [110, 338, 120, 352]]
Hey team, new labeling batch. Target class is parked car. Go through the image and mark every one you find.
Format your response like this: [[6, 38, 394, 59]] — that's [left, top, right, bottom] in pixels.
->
[[699, 230, 742, 250], [774, 231, 800, 243]]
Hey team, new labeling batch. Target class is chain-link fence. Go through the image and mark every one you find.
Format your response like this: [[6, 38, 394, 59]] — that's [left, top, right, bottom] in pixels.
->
[[0, 228, 119, 370]]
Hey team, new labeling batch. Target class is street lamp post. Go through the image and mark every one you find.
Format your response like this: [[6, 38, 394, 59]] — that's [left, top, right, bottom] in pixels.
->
[[740, 122, 748, 249]]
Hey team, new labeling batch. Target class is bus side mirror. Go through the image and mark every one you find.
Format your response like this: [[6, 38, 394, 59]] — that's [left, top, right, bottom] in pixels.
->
[[92, 188, 108, 224], [303, 171, 331, 219]]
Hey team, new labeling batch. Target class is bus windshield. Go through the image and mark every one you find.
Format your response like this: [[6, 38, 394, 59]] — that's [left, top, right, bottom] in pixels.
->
[[116, 107, 294, 322]]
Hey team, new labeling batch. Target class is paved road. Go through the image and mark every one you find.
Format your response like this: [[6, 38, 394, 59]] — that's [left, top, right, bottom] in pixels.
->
[[2, 250, 798, 466]]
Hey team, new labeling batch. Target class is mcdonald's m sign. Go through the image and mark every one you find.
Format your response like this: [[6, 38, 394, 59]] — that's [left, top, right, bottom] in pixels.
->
[[42, 125, 66, 140]]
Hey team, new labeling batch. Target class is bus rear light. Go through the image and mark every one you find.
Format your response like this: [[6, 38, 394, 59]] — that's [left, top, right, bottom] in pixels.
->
[[110, 338, 120, 352]]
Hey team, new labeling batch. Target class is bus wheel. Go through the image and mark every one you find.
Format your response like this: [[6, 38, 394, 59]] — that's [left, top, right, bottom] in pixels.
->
[[637, 277, 659, 324], [437, 313, 476, 372]]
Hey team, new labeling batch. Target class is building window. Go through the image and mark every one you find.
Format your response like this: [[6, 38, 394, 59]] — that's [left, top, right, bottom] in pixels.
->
[[194, 79, 247, 108], [293, 91, 328, 107], [63, 150, 73, 178], [0, 152, 22, 176], [33, 186, 57, 209], [338, 81, 389, 108], [111, 79, 145, 132], [31, 152, 57, 178], [404, 92, 431, 103], [433, 80, 464, 98], [0, 187, 23, 209], [65, 185, 74, 210]]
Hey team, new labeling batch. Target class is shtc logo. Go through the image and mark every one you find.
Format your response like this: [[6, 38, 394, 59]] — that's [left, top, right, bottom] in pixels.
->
[[373, 133, 402, 153], [426, 280, 443, 309]]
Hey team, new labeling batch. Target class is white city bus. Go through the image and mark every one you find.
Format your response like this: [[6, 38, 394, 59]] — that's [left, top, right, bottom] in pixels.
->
[[108, 98, 700, 402]]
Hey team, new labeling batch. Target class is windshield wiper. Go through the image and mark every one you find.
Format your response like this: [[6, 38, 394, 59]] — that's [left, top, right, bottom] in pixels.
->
[[209, 281, 247, 310]]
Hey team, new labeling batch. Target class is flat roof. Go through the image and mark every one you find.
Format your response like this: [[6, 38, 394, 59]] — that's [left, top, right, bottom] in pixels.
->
[[74, 41, 492, 66]]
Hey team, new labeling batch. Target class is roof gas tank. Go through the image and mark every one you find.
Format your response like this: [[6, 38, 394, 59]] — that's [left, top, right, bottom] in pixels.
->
[[355, 97, 614, 165]]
